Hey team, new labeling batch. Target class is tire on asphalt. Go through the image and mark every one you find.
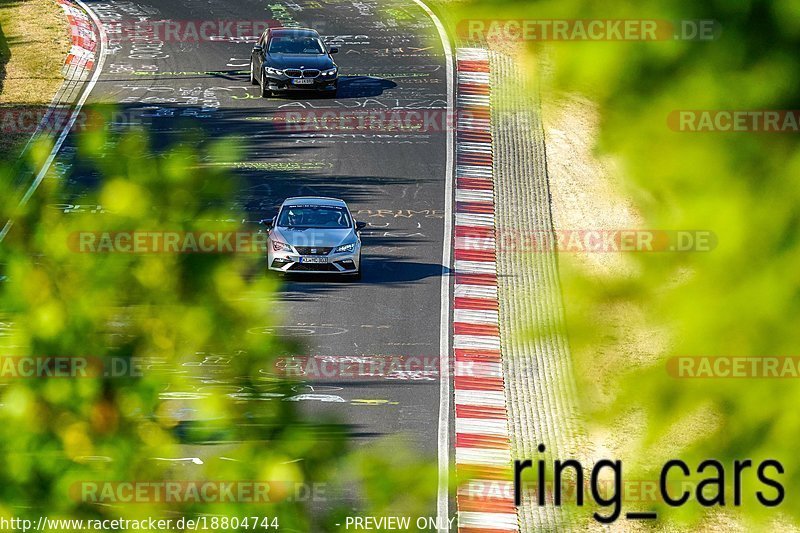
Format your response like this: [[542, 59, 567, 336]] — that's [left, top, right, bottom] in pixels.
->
[[350, 254, 362, 281]]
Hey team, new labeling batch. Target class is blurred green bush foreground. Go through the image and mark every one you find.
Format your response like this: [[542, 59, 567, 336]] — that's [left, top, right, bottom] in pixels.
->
[[451, 0, 800, 527], [0, 114, 437, 531]]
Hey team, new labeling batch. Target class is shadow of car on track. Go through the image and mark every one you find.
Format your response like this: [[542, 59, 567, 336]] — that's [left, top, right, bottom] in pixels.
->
[[267, 76, 397, 100], [336, 76, 397, 98], [276, 260, 447, 287]]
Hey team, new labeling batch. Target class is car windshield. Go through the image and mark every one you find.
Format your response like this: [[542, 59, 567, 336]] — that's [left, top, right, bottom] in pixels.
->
[[269, 36, 325, 55], [278, 206, 351, 229]]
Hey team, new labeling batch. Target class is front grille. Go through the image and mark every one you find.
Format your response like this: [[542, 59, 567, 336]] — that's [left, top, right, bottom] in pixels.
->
[[289, 263, 338, 272], [284, 69, 320, 79], [294, 246, 332, 256]]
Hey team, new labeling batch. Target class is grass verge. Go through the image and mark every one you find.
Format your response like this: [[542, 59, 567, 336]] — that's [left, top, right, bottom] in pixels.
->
[[0, 0, 70, 159]]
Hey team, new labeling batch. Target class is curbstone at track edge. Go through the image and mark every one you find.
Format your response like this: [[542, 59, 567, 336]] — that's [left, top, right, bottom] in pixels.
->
[[452, 47, 519, 533]]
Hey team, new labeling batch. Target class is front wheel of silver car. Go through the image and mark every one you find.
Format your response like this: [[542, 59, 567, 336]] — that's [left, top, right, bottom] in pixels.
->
[[349, 255, 362, 281]]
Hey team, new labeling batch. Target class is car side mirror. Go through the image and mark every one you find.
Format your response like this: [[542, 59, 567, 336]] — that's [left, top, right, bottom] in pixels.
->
[[329, 46, 339, 54], [356, 221, 367, 231], [260, 217, 275, 229], [253, 45, 263, 53]]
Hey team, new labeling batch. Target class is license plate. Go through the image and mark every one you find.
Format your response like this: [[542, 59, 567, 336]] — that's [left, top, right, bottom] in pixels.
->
[[292, 79, 314, 85], [300, 256, 328, 264]]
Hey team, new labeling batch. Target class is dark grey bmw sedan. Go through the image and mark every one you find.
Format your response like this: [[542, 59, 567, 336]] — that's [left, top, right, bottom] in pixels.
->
[[250, 28, 339, 97]]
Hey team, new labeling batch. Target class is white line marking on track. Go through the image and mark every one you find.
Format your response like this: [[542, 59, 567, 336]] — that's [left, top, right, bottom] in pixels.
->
[[455, 213, 495, 227], [454, 284, 498, 299], [457, 48, 490, 60], [455, 236, 496, 250], [455, 390, 507, 407], [454, 361, 503, 378], [456, 166, 493, 177], [455, 447, 512, 466], [454, 308, 499, 324], [456, 189, 494, 203], [458, 143, 494, 153], [411, 0, 455, 530], [458, 511, 518, 530], [457, 72, 490, 82], [454, 260, 497, 274], [458, 121, 492, 131], [457, 480, 515, 497], [454, 335, 502, 350], [461, 94, 489, 103], [455, 418, 509, 436]]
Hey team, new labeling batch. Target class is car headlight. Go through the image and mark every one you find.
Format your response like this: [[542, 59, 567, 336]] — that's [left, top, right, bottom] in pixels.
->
[[265, 67, 284, 76], [321, 68, 338, 77], [335, 242, 356, 253], [272, 240, 292, 252]]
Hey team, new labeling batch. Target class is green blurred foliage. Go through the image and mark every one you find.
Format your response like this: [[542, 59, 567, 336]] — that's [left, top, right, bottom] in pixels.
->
[[0, 108, 436, 531], [447, 0, 800, 527]]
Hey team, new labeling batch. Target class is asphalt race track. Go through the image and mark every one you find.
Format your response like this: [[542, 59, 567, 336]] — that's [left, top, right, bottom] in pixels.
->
[[44, 0, 450, 521]]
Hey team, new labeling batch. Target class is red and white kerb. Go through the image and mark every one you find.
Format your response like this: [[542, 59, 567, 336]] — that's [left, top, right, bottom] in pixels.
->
[[453, 48, 518, 532], [56, 0, 97, 71]]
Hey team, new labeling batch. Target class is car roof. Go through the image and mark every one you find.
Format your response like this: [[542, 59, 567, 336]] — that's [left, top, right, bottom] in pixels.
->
[[269, 28, 320, 37], [281, 197, 347, 207]]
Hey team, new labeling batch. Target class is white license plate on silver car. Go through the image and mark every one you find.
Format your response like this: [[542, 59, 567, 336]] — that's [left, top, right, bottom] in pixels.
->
[[300, 256, 328, 264], [292, 79, 314, 85]]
